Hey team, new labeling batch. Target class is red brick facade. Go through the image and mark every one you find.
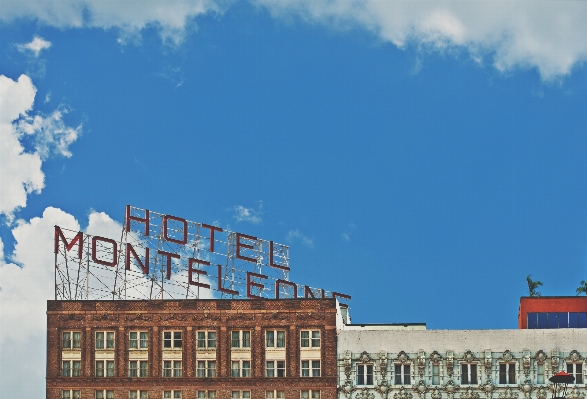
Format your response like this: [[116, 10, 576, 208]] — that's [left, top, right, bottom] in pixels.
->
[[518, 296, 587, 328], [47, 299, 338, 399]]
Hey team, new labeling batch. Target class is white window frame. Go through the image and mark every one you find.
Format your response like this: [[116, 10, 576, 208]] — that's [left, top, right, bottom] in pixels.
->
[[300, 330, 320, 348], [62, 360, 81, 377], [162, 360, 182, 377], [301, 360, 321, 377], [499, 363, 516, 385], [62, 331, 82, 350], [61, 390, 81, 399], [163, 391, 182, 399], [266, 330, 286, 348], [460, 363, 478, 385], [536, 363, 545, 384], [129, 360, 148, 377], [394, 364, 411, 385], [95, 391, 114, 399], [231, 391, 251, 399], [197, 391, 216, 399], [129, 331, 149, 349], [197, 360, 217, 377], [266, 360, 286, 377], [301, 390, 321, 399], [197, 331, 217, 349], [231, 330, 251, 348], [357, 364, 374, 385], [163, 331, 182, 349], [266, 391, 285, 399], [95, 331, 115, 350], [128, 391, 148, 399], [95, 360, 115, 377], [567, 363, 584, 384], [231, 360, 251, 377]]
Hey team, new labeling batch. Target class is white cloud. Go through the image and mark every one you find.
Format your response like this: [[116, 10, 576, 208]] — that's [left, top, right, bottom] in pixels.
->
[[0, 74, 81, 221], [341, 222, 355, 242], [232, 201, 263, 224], [17, 36, 52, 57], [1, 0, 225, 45], [341, 232, 350, 242], [254, 0, 587, 80], [286, 229, 314, 248]]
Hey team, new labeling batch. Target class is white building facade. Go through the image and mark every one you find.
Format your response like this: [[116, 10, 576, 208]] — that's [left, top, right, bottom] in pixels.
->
[[337, 327, 587, 399]]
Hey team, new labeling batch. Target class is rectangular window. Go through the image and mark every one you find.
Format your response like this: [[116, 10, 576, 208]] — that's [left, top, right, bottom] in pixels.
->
[[499, 364, 516, 384], [301, 391, 321, 399], [231, 360, 251, 377], [62, 361, 71, 377], [72, 361, 81, 377], [536, 364, 544, 384], [461, 364, 478, 385], [567, 363, 583, 384], [129, 331, 148, 349], [95, 391, 114, 399], [395, 364, 411, 385], [266, 331, 286, 348], [357, 364, 374, 385], [300, 330, 321, 348], [232, 391, 251, 399], [163, 360, 182, 377], [266, 391, 285, 399], [266, 360, 286, 377], [61, 391, 81, 399], [128, 391, 148, 399], [62, 331, 82, 349], [140, 361, 148, 377], [197, 331, 216, 349], [163, 392, 182, 399], [432, 364, 440, 385], [197, 360, 216, 377], [198, 392, 217, 399], [95, 331, 115, 350], [163, 331, 182, 349], [301, 360, 321, 377], [231, 331, 251, 348], [129, 361, 148, 377], [95, 360, 114, 377]]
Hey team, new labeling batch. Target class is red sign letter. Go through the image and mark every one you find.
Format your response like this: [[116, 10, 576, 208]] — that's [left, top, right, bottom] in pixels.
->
[[275, 279, 297, 299], [92, 236, 118, 267], [269, 241, 289, 271], [54, 226, 83, 259], [188, 258, 211, 289], [125, 205, 149, 236], [332, 292, 352, 301], [304, 286, 325, 299], [158, 250, 180, 280], [163, 215, 188, 245], [247, 272, 268, 299], [202, 224, 222, 252], [126, 244, 149, 274], [217, 265, 238, 295], [236, 233, 257, 263]]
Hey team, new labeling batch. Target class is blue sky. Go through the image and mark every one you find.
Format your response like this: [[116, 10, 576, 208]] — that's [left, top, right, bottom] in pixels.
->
[[1, 1, 587, 396]]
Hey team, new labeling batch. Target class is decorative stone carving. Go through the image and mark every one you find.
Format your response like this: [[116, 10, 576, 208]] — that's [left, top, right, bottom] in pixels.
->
[[418, 354, 426, 378], [431, 387, 443, 399], [394, 387, 413, 399], [485, 354, 493, 375], [535, 386, 548, 399], [339, 378, 355, 399], [360, 351, 372, 364], [344, 351, 353, 380], [480, 379, 496, 399], [566, 350, 583, 362], [463, 350, 476, 363], [380, 351, 388, 378], [498, 387, 519, 399], [446, 352, 455, 377], [430, 351, 443, 364], [125, 313, 152, 321], [461, 387, 480, 399], [356, 388, 375, 399], [397, 351, 410, 364], [375, 380, 391, 398], [58, 314, 85, 322], [534, 350, 547, 363], [567, 387, 586, 399], [92, 313, 119, 321], [412, 380, 429, 398], [517, 379, 533, 399], [551, 355, 559, 374], [500, 350, 515, 363], [522, 355, 531, 377], [442, 379, 460, 399], [159, 313, 186, 321]]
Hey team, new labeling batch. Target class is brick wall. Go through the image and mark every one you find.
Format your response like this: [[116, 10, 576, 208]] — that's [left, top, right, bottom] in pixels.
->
[[47, 299, 338, 399]]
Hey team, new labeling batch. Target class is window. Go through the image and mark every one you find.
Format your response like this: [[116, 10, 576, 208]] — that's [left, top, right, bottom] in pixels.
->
[[163, 331, 182, 349], [95, 360, 115, 377], [197, 360, 216, 377], [62, 331, 81, 350], [197, 331, 216, 349], [61, 390, 81, 399], [231, 360, 251, 377], [163, 360, 182, 377], [357, 364, 374, 385], [461, 364, 478, 385], [567, 363, 583, 384], [499, 364, 516, 384], [129, 361, 148, 377], [266, 391, 285, 399], [301, 360, 321, 377], [300, 330, 320, 348], [129, 331, 148, 349], [128, 391, 148, 399], [394, 364, 411, 385], [536, 363, 544, 384], [266, 360, 286, 377], [163, 392, 182, 399], [527, 312, 587, 329], [96, 331, 115, 350], [62, 360, 81, 377], [301, 391, 320, 399], [95, 391, 114, 399], [231, 331, 251, 348], [232, 391, 251, 399], [197, 391, 216, 399], [266, 331, 286, 348], [432, 364, 440, 385]]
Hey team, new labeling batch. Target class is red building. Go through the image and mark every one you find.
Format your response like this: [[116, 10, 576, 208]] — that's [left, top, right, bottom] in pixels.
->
[[518, 296, 587, 329]]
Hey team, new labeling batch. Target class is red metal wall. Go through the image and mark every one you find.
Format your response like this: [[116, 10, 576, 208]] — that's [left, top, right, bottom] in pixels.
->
[[518, 296, 587, 328]]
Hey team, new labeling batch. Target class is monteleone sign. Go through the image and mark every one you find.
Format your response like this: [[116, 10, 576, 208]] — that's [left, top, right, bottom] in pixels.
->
[[54, 205, 351, 302]]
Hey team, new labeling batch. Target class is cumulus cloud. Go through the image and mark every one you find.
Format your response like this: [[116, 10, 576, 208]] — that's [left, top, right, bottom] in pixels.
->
[[286, 229, 314, 248], [254, 0, 587, 80], [1, 0, 225, 45], [232, 201, 263, 224], [17, 36, 51, 57], [0, 74, 81, 221], [341, 222, 355, 242]]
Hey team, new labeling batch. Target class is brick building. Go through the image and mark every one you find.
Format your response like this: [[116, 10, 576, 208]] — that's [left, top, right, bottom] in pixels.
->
[[47, 298, 342, 399], [518, 296, 587, 329]]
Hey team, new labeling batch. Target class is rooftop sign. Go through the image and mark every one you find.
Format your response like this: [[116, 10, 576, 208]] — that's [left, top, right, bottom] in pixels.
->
[[54, 205, 351, 302]]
